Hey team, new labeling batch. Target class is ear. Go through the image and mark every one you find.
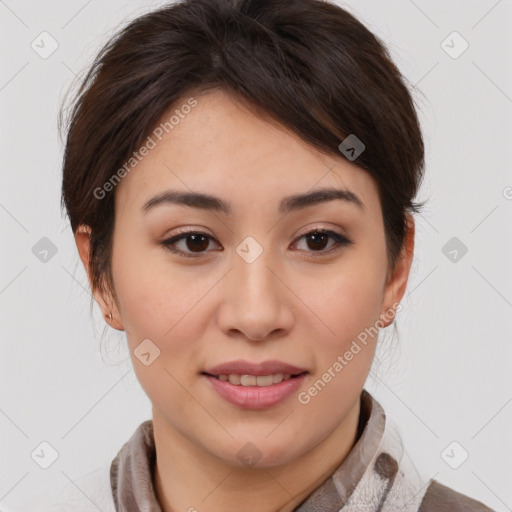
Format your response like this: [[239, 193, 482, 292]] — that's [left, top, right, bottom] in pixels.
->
[[379, 213, 415, 327], [74, 224, 124, 331]]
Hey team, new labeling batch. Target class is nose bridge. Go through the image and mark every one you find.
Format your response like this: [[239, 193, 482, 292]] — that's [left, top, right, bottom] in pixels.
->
[[234, 234, 280, 305]]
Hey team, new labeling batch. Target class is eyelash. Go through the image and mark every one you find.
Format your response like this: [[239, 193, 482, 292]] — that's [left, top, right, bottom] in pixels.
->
[[160, 228, 353, 259]]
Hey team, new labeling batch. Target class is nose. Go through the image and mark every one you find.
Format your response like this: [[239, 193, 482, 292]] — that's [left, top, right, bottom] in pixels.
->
[[216, 243, 295, 342]]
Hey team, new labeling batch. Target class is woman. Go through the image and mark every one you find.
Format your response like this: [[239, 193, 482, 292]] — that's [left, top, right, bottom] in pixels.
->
[[46, 0, 495, 510]]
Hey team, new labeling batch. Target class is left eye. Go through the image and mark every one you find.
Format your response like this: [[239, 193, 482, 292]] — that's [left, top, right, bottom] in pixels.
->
[[161, 229, 352, 258], [293, 229, 353, 254]]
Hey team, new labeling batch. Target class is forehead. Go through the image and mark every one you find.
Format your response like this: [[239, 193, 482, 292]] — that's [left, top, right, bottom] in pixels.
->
[[114, 89, 380, 217]]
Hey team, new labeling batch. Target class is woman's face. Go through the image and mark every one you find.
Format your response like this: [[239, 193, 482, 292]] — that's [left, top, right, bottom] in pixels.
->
[[79, 89, 412, 468]]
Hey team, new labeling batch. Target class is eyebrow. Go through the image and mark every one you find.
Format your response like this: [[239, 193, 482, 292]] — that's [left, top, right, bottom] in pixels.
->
[[142, 187, 365, 215]]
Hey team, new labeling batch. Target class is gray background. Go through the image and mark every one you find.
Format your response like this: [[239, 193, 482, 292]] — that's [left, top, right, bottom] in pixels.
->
[[1, 0, 511, 510]]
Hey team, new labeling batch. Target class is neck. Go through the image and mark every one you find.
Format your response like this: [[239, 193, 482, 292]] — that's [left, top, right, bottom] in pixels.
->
[[152, 398, 361, 512]]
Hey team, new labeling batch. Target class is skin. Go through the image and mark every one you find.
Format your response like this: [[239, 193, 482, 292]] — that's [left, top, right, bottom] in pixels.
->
[[75, 88, 414, 512]]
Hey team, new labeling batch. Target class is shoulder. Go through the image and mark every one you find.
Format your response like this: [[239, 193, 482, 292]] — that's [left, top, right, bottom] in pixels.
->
[[419, 479, 496, 512], [38, 463, 115, 512]]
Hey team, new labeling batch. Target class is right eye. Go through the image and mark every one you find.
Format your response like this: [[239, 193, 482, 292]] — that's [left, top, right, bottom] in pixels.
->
[[161, 230, 222, 258]]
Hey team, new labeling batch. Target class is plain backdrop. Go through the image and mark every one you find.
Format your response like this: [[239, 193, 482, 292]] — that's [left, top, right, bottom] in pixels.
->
[[1, 0, 511, 510]]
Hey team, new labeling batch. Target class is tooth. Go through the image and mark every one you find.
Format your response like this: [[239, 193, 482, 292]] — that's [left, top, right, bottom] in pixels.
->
[[228, 374, 241, 385], [240, 375, 257, 386], [219, 373, 296, 386], [256, 375, 274, 387]]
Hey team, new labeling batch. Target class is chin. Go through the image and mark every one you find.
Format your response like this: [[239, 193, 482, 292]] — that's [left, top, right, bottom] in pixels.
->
[[213, 433, 308, 469]]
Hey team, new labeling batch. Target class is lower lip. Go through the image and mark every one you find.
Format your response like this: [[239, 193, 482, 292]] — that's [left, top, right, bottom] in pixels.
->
[[203, 373, 308, 410]]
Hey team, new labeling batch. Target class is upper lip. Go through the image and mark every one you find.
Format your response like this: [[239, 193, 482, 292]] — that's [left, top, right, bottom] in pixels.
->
[[202, 359, 308, 376]]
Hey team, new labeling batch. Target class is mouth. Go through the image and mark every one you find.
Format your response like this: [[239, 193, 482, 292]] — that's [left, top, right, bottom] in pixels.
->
[[200, 359, 309, 409]]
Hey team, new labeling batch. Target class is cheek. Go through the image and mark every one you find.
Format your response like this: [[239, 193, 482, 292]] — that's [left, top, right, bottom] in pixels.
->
[[305, 256, 386, 346], [111, 250, 207, 412], [294, 259, 384, 430], [110, 235, 195, 347]]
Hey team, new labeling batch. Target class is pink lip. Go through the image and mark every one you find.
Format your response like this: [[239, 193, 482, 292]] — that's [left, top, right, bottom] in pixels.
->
[[202, 359, 308, 376], [203, 373, 308, 410]]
